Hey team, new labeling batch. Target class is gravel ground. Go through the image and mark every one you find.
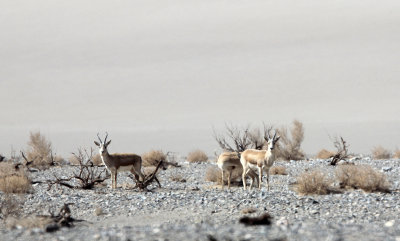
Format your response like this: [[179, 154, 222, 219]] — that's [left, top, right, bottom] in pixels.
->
[[1, 157, 400, 241]]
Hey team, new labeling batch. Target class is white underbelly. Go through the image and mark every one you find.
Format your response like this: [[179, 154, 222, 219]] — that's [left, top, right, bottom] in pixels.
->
[[247, 162, 259, 171]]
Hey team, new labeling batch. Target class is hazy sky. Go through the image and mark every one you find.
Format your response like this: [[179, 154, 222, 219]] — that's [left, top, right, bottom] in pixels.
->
[[1, 0, 399, 157]]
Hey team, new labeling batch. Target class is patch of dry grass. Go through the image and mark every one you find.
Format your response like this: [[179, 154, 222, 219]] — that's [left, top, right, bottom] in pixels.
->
[[187, 150, 208, 163], [371, 146, 392, 160], [336, 165, 390, 193], [68, 152, 102, 166], [316, 149, 335, 159], [142, 150, 167, 167], [295, 169, 334, 195], [270, 165, 287, 175], [0, 162, 32, 194]]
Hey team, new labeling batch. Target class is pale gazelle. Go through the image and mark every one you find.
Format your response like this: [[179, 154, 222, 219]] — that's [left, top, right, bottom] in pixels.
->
[[217, 152, 259, 189], [94, 133, 144, 189], [240, 131, 280, 190]]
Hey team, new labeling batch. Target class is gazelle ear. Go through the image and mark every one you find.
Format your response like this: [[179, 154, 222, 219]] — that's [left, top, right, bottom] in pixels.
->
[[105, 140, 112, 146], [94, 141, 100, 146], [274, 136, 280, 143]]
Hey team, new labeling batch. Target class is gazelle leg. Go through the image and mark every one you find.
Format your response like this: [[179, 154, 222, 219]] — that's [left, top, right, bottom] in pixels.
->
[[114, 171, 118, 189], [266, 169, 270, 191], [242, 167, 247, 190], [258, 167, 263, 189], [228, 170, 232, 189], [221, 170, 225, 189]]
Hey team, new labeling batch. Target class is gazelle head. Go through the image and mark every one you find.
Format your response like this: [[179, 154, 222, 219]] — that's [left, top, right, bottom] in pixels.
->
[[264, 131, 280, 152], [94, 132, 112, 155]]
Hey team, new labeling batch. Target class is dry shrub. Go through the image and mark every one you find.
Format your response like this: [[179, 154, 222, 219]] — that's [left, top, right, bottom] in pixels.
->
[[336, 165, 390, 193], [316, 149, 335, 159], [371, 146, 392, 159], [0, 162, 32, 194], [296, 169, 333, 195], [394, 148, 400, 159], [276, 120, 305, 161], [0, 194, 25, 220], [187, 150, 208, 163], [142, 150, 167, 167], [25, 132, 56, 168], [270, 165, 287, 175]]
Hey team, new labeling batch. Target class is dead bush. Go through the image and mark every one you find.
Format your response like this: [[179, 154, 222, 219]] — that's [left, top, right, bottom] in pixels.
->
[[187, 150, 208, 163], [316, 149, 335, 159], [270, 165, 287, 175], [0, 194, 25, 220], [394, 149, 400, 159], [0, 162, 32, 194], [336, 165, 390, 193], [213, 123, 273, 152], [295, 169, 333, 195], [276, 120, 305, 161], [142, 150, 167, 167], [372, 146, 392, 160]]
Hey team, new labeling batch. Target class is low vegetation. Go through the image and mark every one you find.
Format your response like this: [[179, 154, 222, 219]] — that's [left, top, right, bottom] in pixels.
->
[[336, 165, 390, 193], [0, 162, 32, 194], [295, 169, 334, 195], [316, 149, 335, 159], [394, 148, 400, 159], [142, 150, 167, 167], [371, 146, 392, 160], [187, 150, 208, 163], [0, 194, 25, 220]]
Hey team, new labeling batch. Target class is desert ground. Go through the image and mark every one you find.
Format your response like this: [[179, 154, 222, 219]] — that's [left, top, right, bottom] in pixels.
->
[[1, 154, 400, 241]]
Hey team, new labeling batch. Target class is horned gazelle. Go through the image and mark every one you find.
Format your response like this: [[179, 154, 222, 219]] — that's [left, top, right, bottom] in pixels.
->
[[217, 152, 259, 189], [240, 131, 280, 190], [94, 133, 145, 189]]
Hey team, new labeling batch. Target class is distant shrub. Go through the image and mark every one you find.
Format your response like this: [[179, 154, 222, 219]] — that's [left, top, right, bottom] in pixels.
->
[[336, 165, 390, 193], [25, 131, 59, 168], [0, 162, 32, 194], [187, 150, 208, 163], [316, 149, 335, 159], [270, 165, 287, 175], [394, 149, 400, 159], [142, 150, 167, 167], [371, 146, 392, 160], [295, 169, 333, 195], [276, 120, 305, 161]]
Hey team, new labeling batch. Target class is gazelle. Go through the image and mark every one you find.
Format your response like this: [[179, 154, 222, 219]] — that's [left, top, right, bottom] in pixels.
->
[[240, 131, 280, 190], [94, 133, 145, 189], [217, 152, 258, 189]]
